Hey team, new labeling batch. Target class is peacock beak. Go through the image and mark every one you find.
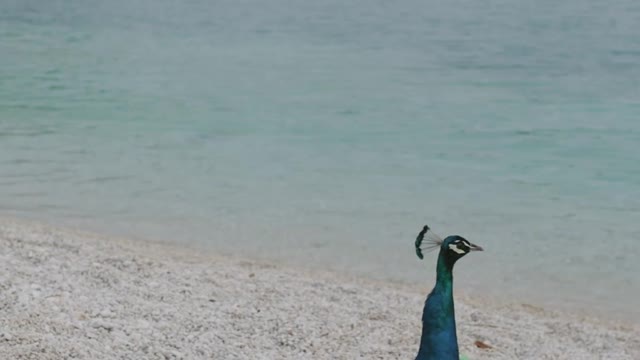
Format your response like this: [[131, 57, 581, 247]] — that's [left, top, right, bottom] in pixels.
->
[[469, 242, 484, 251]]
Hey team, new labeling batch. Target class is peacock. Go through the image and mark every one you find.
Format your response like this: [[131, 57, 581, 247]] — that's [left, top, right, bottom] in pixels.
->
[[414, 225, 483, 360]]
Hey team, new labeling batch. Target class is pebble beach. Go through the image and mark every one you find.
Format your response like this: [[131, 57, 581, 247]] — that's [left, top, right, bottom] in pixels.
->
[[0, 217, 638, 359]]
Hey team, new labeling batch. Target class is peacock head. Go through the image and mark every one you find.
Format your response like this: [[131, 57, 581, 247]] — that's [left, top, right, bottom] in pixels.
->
[[415, 225, 483, 262], [441, 234, 483, 261]]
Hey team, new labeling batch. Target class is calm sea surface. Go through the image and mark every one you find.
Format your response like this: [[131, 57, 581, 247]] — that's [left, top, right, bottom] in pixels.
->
[[1, 0, 639, 321]]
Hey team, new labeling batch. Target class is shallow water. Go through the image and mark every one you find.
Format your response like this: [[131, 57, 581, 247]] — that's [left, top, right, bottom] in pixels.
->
[[1, 0, 639, 321]]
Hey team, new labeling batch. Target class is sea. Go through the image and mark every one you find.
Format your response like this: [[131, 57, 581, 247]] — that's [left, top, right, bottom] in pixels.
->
[[1, 0, 639, 322]]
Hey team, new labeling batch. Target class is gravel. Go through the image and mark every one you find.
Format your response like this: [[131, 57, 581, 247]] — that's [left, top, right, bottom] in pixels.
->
[[0, 218, 638, 359]]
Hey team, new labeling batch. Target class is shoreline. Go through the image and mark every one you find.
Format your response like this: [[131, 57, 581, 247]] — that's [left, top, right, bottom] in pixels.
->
[[0, 216, 638, 359]]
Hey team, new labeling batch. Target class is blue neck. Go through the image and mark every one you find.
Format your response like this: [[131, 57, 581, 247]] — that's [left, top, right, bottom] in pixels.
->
[[415, 252, 459, 360]]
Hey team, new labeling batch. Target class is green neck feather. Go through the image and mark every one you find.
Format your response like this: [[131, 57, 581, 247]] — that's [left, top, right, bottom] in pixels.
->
[[435, 251, 455, 295]]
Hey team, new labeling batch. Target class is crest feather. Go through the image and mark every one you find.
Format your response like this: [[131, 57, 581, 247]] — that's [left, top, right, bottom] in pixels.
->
[[415, 224, 443, 259]]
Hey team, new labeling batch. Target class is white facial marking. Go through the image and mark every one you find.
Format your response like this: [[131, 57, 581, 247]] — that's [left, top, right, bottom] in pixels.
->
[[461, 240, 471, 248], [449, 243, 466, 254]]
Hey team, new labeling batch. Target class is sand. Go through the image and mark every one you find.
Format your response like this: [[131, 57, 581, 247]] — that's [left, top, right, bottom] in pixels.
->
[[0, 218, 638, 359]]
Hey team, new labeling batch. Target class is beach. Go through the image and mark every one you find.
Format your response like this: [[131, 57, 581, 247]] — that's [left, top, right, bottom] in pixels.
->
[[3, 1, 640, 359], [0, 217, 637, 360], [3, 0, 640, 330]]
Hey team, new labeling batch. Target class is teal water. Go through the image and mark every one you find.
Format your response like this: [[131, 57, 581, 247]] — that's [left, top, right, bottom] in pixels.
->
[[1, 1, 639, 321]]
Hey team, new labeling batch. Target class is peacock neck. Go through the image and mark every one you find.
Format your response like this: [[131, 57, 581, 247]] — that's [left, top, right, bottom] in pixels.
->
[[435, 252, 455, 293], [416, 251, 458, 360], [431, 252, 456, 321]]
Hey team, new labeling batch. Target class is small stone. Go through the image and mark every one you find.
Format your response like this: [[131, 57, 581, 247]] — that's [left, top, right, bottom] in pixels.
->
[[91, 320, 115, 332], [470, 312, 480, 322], [137, 319, 151, 328]]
